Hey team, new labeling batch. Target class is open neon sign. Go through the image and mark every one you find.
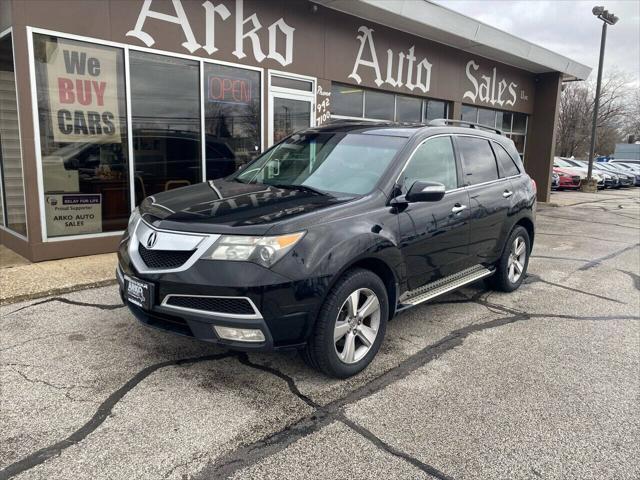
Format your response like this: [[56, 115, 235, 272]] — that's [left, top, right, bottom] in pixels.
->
[[208, 75, 253, 104]]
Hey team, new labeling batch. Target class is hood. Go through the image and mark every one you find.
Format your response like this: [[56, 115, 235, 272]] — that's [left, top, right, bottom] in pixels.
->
[[139, 180, 351, 235], [554, 167, 586, 179]]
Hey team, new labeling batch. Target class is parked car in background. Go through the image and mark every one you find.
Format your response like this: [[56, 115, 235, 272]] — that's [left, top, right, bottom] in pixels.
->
[[553, 167, 581, 190], [595, 162, 636, 187], [615, 162, 640, 174], [551, 172, 560, 190], [563, 158, 619, 189], [607, 163, 640, 186], [555, 158, 604, 189]]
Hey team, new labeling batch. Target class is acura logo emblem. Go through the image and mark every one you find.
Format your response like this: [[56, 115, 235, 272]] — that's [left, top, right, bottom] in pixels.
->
[[146, 232, 157, 249]]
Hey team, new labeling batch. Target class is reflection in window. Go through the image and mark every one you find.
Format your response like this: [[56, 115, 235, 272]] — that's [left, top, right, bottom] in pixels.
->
[[0, 33, 27, 236], [235, 133, 405, 196], [396, 95, 421, 122], [503, 112, 514, 132], [457, 136, 499, 185], [271, 75, 312, 91], [512, 113, 527, 133], [331, 84, 364, 117], [477, 108, 496, 127], [510, 134, 526, 156], [402, 136, 457, 190], [424, 100, 448, 122], [273, 97, 310, 144], [203, 63, 261, 179], [34, 34, 129, 237], [493, 142, 520, 177], [461, 105, 477, 123], [130, 52, 201, 204], [364, 90, 394, 120]]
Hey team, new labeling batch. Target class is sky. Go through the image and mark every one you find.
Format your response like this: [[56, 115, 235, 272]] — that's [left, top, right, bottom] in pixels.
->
[[435, 0, 640, 84]]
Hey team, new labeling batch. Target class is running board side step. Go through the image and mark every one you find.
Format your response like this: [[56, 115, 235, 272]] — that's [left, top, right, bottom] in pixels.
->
[[397, 265, 494, 310]]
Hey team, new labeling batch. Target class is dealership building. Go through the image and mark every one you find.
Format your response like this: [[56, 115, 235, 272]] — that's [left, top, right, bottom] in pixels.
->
[[0, 0, 591, 261]]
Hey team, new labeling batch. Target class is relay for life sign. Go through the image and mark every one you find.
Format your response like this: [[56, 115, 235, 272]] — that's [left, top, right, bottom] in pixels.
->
[[45, 39, 121, 143], [45, 194, 102, 236]]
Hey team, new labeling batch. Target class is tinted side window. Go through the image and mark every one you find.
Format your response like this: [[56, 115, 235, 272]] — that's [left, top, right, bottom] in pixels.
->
[[402, 136, 457, 191], [457, 137, 499, 185], [493, 142, 520, 177]]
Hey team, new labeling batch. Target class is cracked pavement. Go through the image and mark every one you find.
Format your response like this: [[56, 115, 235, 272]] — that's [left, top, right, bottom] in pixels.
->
[[1, 189, 639, 480]]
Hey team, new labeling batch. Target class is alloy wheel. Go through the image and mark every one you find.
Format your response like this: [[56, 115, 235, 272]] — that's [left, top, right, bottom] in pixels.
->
[[507, 236, 527, 283], [333, 288, 381, 364]]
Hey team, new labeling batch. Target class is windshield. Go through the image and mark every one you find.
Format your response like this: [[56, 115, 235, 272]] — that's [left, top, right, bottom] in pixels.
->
[[554, 158, 577, 168], [233, 132, 406, 196], [597, 163, 617, 172]]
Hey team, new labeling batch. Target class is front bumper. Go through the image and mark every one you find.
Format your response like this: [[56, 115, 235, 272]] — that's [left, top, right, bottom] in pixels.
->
[[117, 260, 320, 351], [117, 220, 329, 351]]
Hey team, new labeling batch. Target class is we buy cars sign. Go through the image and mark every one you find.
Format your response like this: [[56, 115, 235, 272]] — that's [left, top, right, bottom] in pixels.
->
[[45, 39, 121, 143]]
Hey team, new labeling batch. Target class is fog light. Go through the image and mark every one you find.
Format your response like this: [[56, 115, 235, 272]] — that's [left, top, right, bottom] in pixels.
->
[[214, 326, 265, 343]]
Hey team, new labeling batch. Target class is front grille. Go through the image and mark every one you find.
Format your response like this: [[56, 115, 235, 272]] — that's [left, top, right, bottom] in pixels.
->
[[138, 244, 194, 269], [572, 176, 581, 185], [165, 295, 256, 316]]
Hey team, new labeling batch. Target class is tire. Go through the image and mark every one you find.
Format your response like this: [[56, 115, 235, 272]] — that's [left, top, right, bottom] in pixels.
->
[[490, 226, 530, 292], [302, 268, 388, 378]]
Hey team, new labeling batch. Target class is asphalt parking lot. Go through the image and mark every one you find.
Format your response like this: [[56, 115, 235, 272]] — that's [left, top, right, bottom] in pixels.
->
[[1, 188, 639, 480]]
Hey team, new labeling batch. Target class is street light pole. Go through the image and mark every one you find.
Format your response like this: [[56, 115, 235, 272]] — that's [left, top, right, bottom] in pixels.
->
[[586, 21, 607, 182], [586, 6, 619, 186]]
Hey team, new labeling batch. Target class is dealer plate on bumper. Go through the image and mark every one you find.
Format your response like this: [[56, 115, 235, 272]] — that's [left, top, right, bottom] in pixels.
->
[[125, 275, 155, 311]]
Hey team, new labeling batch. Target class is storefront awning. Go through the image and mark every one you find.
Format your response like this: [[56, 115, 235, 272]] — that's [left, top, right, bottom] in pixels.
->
[[312, 0, 592, 81]]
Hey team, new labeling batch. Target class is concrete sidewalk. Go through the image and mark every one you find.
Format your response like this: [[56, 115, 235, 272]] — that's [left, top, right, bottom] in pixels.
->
[[0, 247, 117, 305]]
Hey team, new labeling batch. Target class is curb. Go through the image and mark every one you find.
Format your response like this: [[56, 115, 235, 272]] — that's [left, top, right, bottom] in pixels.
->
[[0, 279, 118, 307]]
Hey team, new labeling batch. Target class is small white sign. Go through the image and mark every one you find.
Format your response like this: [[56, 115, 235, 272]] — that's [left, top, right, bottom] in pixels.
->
[[45, 194, 102, 236]]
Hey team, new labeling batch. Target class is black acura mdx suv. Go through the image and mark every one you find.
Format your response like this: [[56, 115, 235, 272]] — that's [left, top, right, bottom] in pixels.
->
[[118, 120, 536, 378]]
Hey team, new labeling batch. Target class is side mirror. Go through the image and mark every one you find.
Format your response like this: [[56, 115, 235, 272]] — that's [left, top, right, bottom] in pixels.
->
[[406, 181, 446, 202]]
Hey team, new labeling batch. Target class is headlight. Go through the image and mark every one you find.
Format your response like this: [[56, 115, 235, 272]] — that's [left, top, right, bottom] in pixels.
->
[[204, 232, 305, 267], [127, 207, 141, 233]]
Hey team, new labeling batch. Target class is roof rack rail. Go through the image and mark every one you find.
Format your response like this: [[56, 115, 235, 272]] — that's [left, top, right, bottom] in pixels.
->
[[427, 118, 504, 136]]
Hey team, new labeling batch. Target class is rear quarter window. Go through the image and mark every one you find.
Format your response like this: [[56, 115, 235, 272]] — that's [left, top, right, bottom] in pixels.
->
[[492, 142, 521, 177]]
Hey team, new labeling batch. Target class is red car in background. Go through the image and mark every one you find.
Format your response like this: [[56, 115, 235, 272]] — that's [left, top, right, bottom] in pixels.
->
[[553, 167, 582, 189]]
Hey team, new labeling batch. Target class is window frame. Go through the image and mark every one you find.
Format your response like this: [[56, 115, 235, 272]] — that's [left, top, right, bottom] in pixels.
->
[[27, 26, 265, 243], [395, 134, 462, 192], [0, 27, 29, 241]]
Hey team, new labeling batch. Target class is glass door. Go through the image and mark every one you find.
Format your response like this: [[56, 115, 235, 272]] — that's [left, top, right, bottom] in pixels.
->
[[268, 73, 315, 147]]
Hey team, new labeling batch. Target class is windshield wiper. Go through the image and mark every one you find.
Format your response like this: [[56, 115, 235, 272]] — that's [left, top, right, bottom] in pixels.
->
[[271, 183, 331, 197]]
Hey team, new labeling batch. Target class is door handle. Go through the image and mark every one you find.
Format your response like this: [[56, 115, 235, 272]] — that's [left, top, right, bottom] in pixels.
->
[[451, 204, 467, 214], [503, 190, 513, 198]]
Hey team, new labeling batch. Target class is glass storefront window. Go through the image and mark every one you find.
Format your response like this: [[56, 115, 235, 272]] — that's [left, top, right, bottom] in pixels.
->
[[500, 112, 513, 132], [461, 105, 477, 123], [331, 84, 364, 117], [462, 105, 527, 159], [271, 75, 312, 91], [477, 108, 496, 127], [34, 34, 129, 238], [512, 113, 527, 134], [364, 90, 394, 120], [203, 63, 261, 178], [395, 95, 421, 122], [510, 134, 526, 156], [130, 52, 201, 204], [424, 100, 448, 122], [0, 33, 27, 237]]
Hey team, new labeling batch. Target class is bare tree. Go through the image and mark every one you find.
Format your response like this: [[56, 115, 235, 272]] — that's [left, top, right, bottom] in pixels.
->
[[555, 71, 635, 158]]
